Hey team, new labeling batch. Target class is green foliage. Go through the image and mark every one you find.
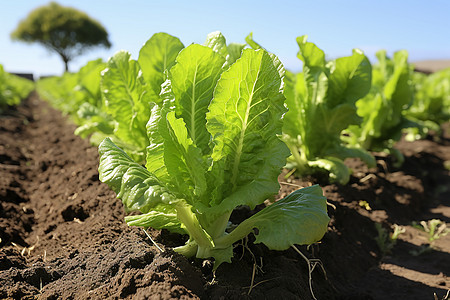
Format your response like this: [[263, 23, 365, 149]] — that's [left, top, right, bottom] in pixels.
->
[[37, 33, 183, 162], [100, 33, 184, 162], [98, 38, 330, 269], [278, 36, 375, 184], [404, 68, 450, 140], [37, 59, 114, 145], [11, 1, 111, 72], [345, 50, 414, 167], [0, 64, 34, 113]]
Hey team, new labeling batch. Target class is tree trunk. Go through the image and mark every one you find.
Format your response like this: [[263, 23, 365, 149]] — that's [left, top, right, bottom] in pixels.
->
[[57, 52, 70, 73], [63, 57, 69, 72]]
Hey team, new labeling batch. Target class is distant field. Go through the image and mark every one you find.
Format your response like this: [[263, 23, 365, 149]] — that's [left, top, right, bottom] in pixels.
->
[[413, 59, 450, 72]]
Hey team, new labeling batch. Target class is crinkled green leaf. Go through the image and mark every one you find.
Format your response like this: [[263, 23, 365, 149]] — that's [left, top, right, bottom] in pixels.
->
[[215, 185, 329, 250], [226, 43, 246, 66], [204, 31, 228, 59], [101, 51, 151, 157], [138, 32, 184, 103], [145, 102, 170, 181], [98, 137, 174, 213], [283, 36, 374, 183], [347, 49, 414, 154], [328, 49, 372, 108], [205, 49, 289, 212], [75, 58, 106, 107], [125, 205, 186, 234], [405, 68, 450, 139], [250, 185, 329, 249], [169, 44, 225, 153], [245, 32, 285, 80], [205, 31, 245, 69], [162, 111, 207, 202], [296, 35, 326, 68], [74, 102, 114, 139]]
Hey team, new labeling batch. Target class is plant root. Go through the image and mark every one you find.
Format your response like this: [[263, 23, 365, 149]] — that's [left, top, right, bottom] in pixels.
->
[[292, 245, 327, 300], [142, 228, 164, 253], [434, 289, 450, 300]]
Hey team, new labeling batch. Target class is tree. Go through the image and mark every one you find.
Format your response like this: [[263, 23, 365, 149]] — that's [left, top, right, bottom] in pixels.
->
[[11, 2, 111, 72]]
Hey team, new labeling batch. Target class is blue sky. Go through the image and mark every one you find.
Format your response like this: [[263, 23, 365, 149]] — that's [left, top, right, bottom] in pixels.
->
[[1, 0, 449, 77]]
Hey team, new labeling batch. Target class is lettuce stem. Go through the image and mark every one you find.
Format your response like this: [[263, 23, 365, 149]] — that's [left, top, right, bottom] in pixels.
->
[[175, 204, 214, 249]]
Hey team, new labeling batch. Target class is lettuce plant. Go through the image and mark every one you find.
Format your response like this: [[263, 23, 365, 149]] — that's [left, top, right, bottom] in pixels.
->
[[281, 36, 375, 185], [98, 33, 184, 162], [0, 64, 34, 112], [98, 39, 329, 269], [404, 68, 450, 140], [36, 59, 115, 144], [345, 50, 414, 166]]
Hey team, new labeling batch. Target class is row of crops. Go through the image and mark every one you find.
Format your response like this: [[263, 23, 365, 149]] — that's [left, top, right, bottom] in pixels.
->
[[10, 31, 450, 268], [35, 32, 450, 184], [0, 64, 34, 113]]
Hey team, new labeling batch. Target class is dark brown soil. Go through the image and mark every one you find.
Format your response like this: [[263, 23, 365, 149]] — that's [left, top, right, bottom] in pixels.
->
[[1, 94, 449, 299]]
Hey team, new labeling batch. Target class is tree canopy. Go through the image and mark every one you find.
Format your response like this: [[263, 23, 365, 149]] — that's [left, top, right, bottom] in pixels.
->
[[11, 2, 111, 72]]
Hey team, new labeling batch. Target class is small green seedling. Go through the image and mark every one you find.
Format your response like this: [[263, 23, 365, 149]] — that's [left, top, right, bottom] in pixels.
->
[[413, 219, 449, 242], [374, 223, 405, 255]]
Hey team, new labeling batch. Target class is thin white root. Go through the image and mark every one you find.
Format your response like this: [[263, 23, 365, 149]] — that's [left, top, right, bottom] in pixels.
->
[[11, 236, 40, 257], [360, 173, 376, 183], [142, 228, 164, 253], [280, 181, 304, 188], [434, 289, 450, 300], [243, 241, 264, 295], [207, 271, 217, 286], [377, 159, 389, 174], [292, 245, 327, 300], [248, 262, 257, 295], [326, 201, 336, 210]]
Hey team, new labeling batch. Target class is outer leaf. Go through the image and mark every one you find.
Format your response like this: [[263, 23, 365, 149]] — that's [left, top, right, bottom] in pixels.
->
[[145, 102, 170, 181], [328, 49, 372, 108], [169, 44, 226, 153], [282, 70, 302, 138], [296, 35, 325, 68], [74, 102, 114, 139], [283, 36, 374, 183], [348, 49, 414, 154], [405, 68, 450, 138], [245, 32, 285, 80], [138, 32, 184, 103], [162, 111, 207, 202], [101, 51, 150, 155], [205, 31, 245, 69], [226, 43, 246, 66], [125, 206, 186, 234], [251, 185, 329, 249], [98, 138, 174, 213], [204, 31, 228, 59], [307, 158, 351, 185], [205, 49, 289, 212], [245, 32, 262, 50], [37, 73, 79, 115], [76, 58, 106, 107], [215, 185, 329, 250]]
